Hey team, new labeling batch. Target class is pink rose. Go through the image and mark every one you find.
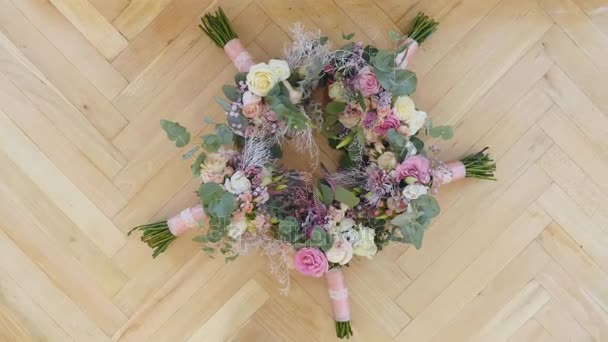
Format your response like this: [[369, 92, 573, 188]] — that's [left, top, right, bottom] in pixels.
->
[[242, 103, 261, 118], [396, 155, 431, 183], [354, 67, 381, 97], [373, 113, 400, 135], [239, 192, 253, 203], [294, 247, 329, 278], [242, 202, 254, 213]]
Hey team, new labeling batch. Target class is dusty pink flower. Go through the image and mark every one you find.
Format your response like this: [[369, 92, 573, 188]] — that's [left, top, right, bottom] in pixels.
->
[[294, 247, 329, 278], [242, 103, 262, 118], [263, 108, 277, 122], [239, 192, 253, 203], [354, 67, 381, 96], [373, 113, 400, 135], [242, 202, 254, 213], [396, 155, 431, 183]]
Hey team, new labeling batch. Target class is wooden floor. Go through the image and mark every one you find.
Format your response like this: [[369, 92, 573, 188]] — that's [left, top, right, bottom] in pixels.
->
[[0, 0, 607, 341]]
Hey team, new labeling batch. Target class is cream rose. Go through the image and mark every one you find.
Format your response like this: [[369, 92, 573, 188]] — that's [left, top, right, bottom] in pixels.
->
[[393, 96, 416, 122], [328, 82, 346, 101], [200, 152, 228, 183], [377, 151, 397, 170], [402, 183, 428, 200], [227, 214, 247, 239], [268, 59, 291, 81], [224, 171, 252, 194], [246, 63, 279, 96], [326, 237, 353, 265], [353, 226, 378, 258], [407, 110, 428, 135]]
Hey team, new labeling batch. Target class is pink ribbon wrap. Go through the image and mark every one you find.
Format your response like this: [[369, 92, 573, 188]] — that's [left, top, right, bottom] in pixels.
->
[[224, 38, 255, 72], [325, 268, 351, 322], [167, 204, 206, 236], [442, 161, 466, 185], [395, 38, 419, 70]]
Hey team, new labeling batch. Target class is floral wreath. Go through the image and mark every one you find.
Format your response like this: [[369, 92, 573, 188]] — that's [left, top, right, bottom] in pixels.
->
[[130, 9, 496, 339]]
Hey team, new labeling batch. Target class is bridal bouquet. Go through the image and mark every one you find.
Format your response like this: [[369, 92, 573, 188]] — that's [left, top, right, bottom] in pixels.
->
[[129, 9, 496, 339]]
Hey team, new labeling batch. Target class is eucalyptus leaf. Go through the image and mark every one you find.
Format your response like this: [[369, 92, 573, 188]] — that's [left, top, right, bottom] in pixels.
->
[[401, 222, 425, 249], [208, 192, 236, 218], [371, 50, 395, 72], [325, 101, 347, 115], [412, 195, 440, 220], [319, 36, 329, 45], [202, 134, 220, 152], [392, 70, 417, 96], [410, 135, 425, 152], [222, 85, 240, 102], [319, 183, 334, 206], [160, 119, 191, 148], [428, 125, 454, 140], [182, 145, 200, 159], [234, 72, 247, 85], [278, 217, 299, 238], [190, 152, 206, 176], [342, 32, 355, 40], [215, 96, 233, 112], [335, 186, 360, 208], [215, 124, 234, 145], [199, 182, 224, 207]]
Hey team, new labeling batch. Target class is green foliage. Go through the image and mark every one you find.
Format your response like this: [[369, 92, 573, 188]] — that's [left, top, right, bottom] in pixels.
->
[[410, 135, 425, 152], [234, 72, 247, 84], [335, 186, 360, 208], [342, 32, 355, 40], [199, 183, 224, 208], [215, 96, 233, 112], [277, 217, 303, 244], [387, 128, 408, 162], [325, 101, 347, 115], [266, 94, 309, 130], [428, 123, 454, 140], [215, 123, 234, 145], [319, 36, 329, 45], [182, 145, 200, 159], [319, 183, 334, 206], [207, 192, 236, 218], [222, 85, 240, 102], [202, 134, 220, 152], [190, 153, 206, 176], [390, 194, 440, 249], [308, 226, 333, 251], [160, 120, 191, 148]]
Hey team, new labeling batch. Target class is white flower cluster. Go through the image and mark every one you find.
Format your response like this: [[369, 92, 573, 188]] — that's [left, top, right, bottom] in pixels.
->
[[324, 206, 378, 265]]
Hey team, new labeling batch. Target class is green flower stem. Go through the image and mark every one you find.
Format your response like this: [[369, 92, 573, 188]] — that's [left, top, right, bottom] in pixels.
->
[[407, 12, 439, 43], [460, 147, 497, 181], [335, 321, 353, 339], [129, 221, 177, 258], [199, 7, 238, 48]]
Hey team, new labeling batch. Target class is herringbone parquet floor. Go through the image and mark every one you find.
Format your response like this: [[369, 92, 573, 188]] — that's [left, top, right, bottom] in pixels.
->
[[0, 0, 607, 341]]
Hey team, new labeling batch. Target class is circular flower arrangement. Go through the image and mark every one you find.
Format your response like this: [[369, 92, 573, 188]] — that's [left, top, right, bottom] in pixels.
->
[[130, 9, 495, 339]]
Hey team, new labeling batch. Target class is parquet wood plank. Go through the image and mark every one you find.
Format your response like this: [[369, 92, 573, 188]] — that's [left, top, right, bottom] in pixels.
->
[[0, 228, 112, 341], [396, 200, 552, 340], [111, 0, 215, 81], [536, 262, 608, 340], [113, 0, 174, 40], [48, 0, 128, 60], [0, 1, 129, 141], [0, 110, 126, 257], [429, 242, 551, 342], [506, 319, 554, 342], [88, 0, 129, 22], [10, 0, 128, 100], [535, 299, 595, 342], [398, 122, 553, 280], [570, 0, 608, 38]]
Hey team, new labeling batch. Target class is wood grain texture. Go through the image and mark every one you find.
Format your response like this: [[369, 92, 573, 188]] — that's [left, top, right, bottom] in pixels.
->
[[0, 0, 607, 341]]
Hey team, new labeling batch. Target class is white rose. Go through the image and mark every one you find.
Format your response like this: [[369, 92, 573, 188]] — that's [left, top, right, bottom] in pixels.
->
[[402, 183, 428, 200], [224, 171, 252, 194], [377, 151, 397, 170], [407, 110, 428, 135], [326, 237, 353, 265], [268, 59, 291, 81], [246, 63, 279, 96], [227, 215, 247, 239], [328, 82, 346, 101], [281, 80, 302, 104], [242, 91, 261, 106], [353, 226, 378, 258], [393, 96, 416, 121]]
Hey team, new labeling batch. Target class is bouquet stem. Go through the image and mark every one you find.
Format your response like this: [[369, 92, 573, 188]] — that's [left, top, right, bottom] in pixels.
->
[[200, 7, 255, 72], [199, 7, 237, 48], [326, 268, 353, 339], [407, 12, 439, 44], [460, 147, 497, 181], [128, 205, 206, 258]]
